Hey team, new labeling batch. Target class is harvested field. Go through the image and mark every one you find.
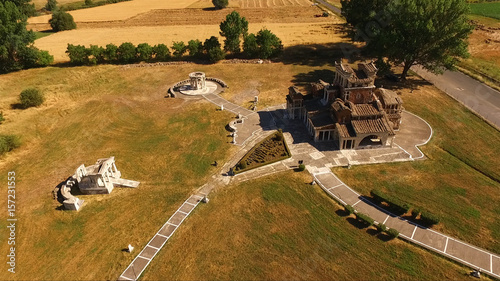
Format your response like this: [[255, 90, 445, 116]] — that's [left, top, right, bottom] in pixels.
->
[[27, 0, 200, 24], [236, 0, 311, 7], [34, 23, 343, 62], [31, 0, 81, 9]]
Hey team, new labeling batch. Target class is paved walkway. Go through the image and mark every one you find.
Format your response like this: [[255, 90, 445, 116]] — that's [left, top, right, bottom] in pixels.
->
[[310, 167, 500, 279], [118, 92, 499, 280]]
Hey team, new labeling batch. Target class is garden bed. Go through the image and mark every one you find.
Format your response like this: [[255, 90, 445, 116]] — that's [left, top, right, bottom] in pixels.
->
[[234, 130, 291, 174]]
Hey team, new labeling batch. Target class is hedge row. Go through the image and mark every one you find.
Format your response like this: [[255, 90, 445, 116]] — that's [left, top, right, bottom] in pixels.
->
[[371, 189, 440, 226], [355, 212, 374, 226], [370, 189, 411, 215]]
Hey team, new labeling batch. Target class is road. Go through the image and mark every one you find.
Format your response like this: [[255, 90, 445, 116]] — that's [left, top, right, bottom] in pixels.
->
[[412, 66, 500, 130], [314, 0, 341, 14]]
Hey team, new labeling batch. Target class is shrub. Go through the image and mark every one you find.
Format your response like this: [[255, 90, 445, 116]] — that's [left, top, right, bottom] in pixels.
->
[[49, 10, 76, 32], [207, 47, 225, 62], [0, 135, 21, 155], [238, 161, 247, 170], [104, 43, 118, 62], [117, 42, 137, 63], [344, 204, 355, 215], [36, 50, 54, 67], [420, 211, 440, 226], [376, 223, 387, 232], [187, 39, 203, 58], [411, 208, 421, 219], [19, 47, 53, 68], [0, 112, 4, 124], [66, 44, 87, 65], [19, 88, 44, 109], [45, 0, 57, 11], [298, 164, 305, 171], [153, 44, 170, 61], [370, 189, 411, 215], [386, 228, 399, 239], [212, 0, 228, 9], [355, 212, 374, 226], [171, 41, 187, 59], [84, 0, 93, 6]]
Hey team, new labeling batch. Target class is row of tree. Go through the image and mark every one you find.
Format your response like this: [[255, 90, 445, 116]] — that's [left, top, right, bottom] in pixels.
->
[[66, 11, 283, 65], [0, 0, 54, 73]]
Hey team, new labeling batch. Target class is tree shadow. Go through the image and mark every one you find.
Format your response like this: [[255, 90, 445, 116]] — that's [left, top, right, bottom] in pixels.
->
[[10, 103, 24, 110], [280, 42, 364, 67], [292, 69, 336, 87], [335, 208, 350, 217], [346, 217, 370, 229]]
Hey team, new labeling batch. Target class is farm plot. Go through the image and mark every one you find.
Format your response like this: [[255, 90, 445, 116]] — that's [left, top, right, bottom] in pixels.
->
[[34, 23, 343, 62], [237, 0, 312, 8], [27, 0, 200, 24]]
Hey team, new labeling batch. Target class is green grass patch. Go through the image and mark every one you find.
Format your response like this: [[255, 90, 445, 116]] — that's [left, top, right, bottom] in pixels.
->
[[141, 172, 485, 280], [469, 2, 500, 20], [34, 31, 55, 40]]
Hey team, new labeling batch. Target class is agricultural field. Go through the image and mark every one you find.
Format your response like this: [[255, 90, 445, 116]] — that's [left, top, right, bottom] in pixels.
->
[[469, 1, 500, 20], [140, 171, 489, 280]]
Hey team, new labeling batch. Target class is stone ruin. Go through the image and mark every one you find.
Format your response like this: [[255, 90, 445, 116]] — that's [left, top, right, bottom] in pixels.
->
[[54, 156, 140, 211], [168, 72, 228, 97], [189, 72, 206, 90]]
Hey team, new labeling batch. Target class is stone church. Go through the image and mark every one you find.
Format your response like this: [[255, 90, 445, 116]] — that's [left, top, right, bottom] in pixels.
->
[[286, 61, 403, 150]]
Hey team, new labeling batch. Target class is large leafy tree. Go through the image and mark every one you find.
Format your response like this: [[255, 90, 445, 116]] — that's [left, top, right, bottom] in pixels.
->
[[342, 0, 473, 80], [219, 11, 248, 54], [255, 28, 283, 59], [0, 1, 52, 73], [212, 0, 228, 9]]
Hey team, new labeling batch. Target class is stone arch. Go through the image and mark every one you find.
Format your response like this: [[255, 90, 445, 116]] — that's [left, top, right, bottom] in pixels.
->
[[359, 135, 383, 147]]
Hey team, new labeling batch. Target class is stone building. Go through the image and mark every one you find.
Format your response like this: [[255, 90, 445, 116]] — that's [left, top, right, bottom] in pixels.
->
[[286, 61, 403, 150]]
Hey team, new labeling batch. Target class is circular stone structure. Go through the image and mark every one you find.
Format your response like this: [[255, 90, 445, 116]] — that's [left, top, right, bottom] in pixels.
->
[[170, 72, 228, 97], [189, 72, 206, 90]]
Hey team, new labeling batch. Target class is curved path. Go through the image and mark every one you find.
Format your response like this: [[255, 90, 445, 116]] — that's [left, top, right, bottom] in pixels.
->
[[118, 92, 499, 280]]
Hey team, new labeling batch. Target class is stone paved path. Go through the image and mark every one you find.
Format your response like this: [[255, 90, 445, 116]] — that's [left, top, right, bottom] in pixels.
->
[[117, 194, 205, 281], [118, 92, 499, 280], [310, 167, 500, 279]]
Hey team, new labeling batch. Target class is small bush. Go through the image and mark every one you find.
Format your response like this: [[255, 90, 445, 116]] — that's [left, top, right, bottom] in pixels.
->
[[376, 223, 387, 232], [84, 0, 93, 6], [298, 164, 305, 171], [386, 228, 399, 239], [19, 88, 44, 109], [370, 189, 410, 215], [344, 204, 354, 215], [49, 10, 77, 32], [0, 112, 4, 124], [420, 211, 440, 226], [355, 212, 374, 226], [243, 33, 258, 58], [411, 208, 421, 219], [212, 0, 228, 9], [0, 135, 21, 155]]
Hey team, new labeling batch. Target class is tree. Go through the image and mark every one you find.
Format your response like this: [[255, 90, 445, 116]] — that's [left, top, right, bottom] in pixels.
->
[[212, 0, 228, 9], [6, 0, 36, 16], [204, 36, 225, 62], [66, 44, 86, 65], [0, 1, 51, 73], [171, 41, 187, 59], [117, 42, 137, 63], [342, 0, 473, 80], [219, 11, 248, 54], [49, 10, 77, 32], [104, 43, 118, 62], [153, 44, 170, 61], [87, 45, 105, 65], [44, 0, 57, 11], [187, 39, 203, 58], [19, 88, 44, 108], [136, 43, 153, 62], [243, 33, 258, 58], [255, 28, 283, 59]]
